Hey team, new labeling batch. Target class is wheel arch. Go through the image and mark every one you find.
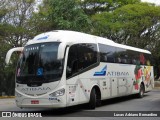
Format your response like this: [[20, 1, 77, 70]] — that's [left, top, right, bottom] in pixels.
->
[[141, 81, 145, 92], [91, 85, 101, 100]]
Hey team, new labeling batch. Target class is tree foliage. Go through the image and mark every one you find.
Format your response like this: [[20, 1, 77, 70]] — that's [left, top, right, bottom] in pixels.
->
[[1, 0, 36, 47], [80, 0, 140, 15], [35, 0, 92, 33], [0, 0, 35, 96], [92, 3, 160, 47]]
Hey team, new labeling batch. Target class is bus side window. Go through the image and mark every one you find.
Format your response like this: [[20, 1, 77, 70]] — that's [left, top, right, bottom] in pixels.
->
[[78, 43, 98, 71], [139, 53, 146, 65], [66, 45, 78, 78], [145, 53, 152, 66], [99, 43, 116, 63], [115, 47, 126, 64], [66, 43, 98, 78]]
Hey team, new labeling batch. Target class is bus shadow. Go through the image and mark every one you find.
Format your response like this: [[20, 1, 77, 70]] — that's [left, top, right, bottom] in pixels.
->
[[101, 94, 149, 106], [36, 105, 86, 117], [34, 94, 149, 117]]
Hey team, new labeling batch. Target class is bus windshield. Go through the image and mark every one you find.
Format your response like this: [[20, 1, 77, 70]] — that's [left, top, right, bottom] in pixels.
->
[[16, 42, 63, 85]]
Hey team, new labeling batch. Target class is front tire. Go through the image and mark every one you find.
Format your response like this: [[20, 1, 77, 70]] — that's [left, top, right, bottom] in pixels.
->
[[88, 88, 96, 109]]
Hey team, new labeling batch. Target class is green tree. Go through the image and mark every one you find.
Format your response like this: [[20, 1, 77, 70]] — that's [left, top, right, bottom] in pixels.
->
[[80, 0, 140, 16], [36, 0, 92, 33], [1, 0, 36, 47], [92, 3, 160, 47], [0, 0, 35, 96]]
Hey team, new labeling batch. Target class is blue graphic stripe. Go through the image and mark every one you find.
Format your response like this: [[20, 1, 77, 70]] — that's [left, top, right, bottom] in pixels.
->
[[94, 71, 106, 76], [94, 65, 107, 76], [102, 66, 107, 71], [37, 35, 49, 40]]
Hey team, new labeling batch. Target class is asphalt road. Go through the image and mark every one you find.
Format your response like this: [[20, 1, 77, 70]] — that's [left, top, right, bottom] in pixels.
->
[[0, 88, 160, 120]]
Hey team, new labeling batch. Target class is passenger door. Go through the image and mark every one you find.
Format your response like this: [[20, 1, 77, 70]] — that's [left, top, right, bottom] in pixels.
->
[[66, 44, 79, 106]]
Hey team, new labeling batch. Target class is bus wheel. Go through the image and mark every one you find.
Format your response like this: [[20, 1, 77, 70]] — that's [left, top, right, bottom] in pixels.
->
[[137, 84, 145, 98], [88, 88, 96, 109]]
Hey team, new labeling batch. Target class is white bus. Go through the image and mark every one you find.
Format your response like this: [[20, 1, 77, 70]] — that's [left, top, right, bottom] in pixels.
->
[[5, 30, 154, 109]]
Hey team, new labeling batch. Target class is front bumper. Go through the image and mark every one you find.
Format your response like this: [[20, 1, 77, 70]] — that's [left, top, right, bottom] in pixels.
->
[[16, 95, 66, 108]]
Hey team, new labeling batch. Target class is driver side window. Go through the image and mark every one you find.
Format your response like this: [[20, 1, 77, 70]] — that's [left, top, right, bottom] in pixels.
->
[[66, 43, 98, 79], [66, 45, 78, 78]]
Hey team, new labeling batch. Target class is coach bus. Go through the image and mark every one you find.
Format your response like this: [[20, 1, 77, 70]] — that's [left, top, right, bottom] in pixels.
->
[[5, 30, 154, 109]]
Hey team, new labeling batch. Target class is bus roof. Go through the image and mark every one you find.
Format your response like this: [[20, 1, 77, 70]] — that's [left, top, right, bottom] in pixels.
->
[[26, 30, 151, 54]]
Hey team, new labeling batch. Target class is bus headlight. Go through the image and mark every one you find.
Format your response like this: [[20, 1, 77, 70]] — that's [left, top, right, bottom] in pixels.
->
[[49, 89, 65, 97]]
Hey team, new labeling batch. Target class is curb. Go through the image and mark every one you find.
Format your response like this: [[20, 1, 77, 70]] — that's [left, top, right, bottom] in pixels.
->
[[0, 96, 15, 99]]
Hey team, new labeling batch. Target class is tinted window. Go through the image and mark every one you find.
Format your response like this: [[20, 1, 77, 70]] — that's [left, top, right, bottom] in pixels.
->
[[139, 53, 146, 65], [98, 43, 152, 66], [115, 48, 127, 64], [66, 43, 98, 78], [16, 42, 63, 84], [144, 53, 153, 66], [78, 44, 98, 70], [126, 50, 137, 64], [99, 44, 116, 63], [66, 45, 78, 78]]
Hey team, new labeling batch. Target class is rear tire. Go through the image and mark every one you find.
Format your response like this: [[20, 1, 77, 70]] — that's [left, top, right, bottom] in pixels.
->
[[137, 84, 145, 98], [88, 88, 96, 109]]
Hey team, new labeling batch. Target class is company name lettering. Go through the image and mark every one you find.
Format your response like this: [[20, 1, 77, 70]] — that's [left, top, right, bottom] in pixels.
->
[[106, 71, 129, 76], [21, 87, 51, 91]]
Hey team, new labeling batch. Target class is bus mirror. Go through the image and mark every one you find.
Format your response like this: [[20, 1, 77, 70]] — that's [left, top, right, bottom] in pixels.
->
[[57, 43, 66, 60], [5, 47, 24, 65]]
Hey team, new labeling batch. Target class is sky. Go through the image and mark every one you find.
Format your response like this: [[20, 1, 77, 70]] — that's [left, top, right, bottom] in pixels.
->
[[141, 0, 160, 5]]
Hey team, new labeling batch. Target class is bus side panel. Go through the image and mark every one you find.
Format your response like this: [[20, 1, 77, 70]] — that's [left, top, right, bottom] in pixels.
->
[[110, 78, 118, 97], [143, 66, 154, 92], [66, 76, 79, 106], [100, 78, 111, 99], [117, 78, 128, 95], [78, 78, 92, 104]]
